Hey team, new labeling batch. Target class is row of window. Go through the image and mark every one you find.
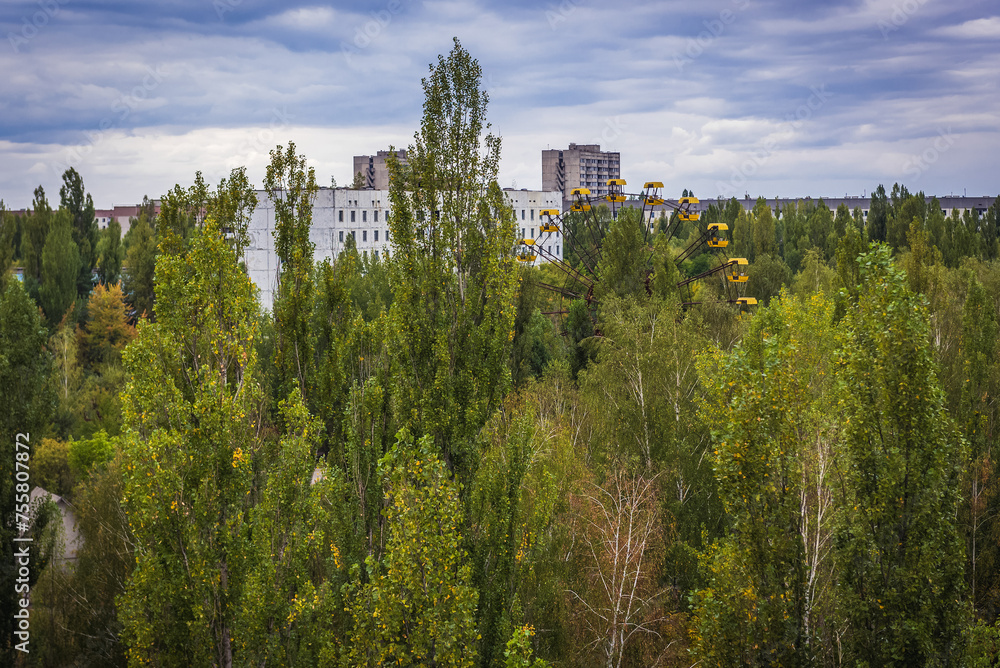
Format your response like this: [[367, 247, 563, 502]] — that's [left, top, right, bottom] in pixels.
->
[[338, 210, 381, 223], [338, 229, 390, 243]]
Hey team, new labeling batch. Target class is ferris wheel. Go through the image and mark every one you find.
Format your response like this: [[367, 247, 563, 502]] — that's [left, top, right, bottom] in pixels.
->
[[516, 179, 755, 326]]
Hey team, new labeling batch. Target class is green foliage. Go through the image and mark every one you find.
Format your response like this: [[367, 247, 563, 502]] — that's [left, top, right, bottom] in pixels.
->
[[965, 619, 1000, 668], [468, 405, 558, 668], [122, 212, 156, 320], [238, 390, 351, 667], [266, 142, 318, 400], [511, 267, 566, 386], [833, 224, 867, 321], [21, 185, 52, 283], [565, 298, 596, 377], [39, 208, 81, 323], [13, 54, 1000, 668], [504, 625, 550, 668], [345, 430, 479, 667], [868, 184, 889, 243], [746, 253, 791, 306], [792, 248, 835, 297], [0, 201, 14, 287], [32, 437, 75, 497], [751, 198, 777, 259], [80, 281, 137, 368], [0, 279, 57, 662], [386, 37, 518, 480], [119, 208, 263, 667], [96, 216, 124, 285], [512, 307, 565, 384], [836, 244, 968, 666], [694, 290, 840, 666], [582, 296, 686, 470], [958, 273, 1000, 620], [69, 429, 118, 476], [60, 166, 98, 297], [595, 207, 647, 302], [28, 453, 132, 667]]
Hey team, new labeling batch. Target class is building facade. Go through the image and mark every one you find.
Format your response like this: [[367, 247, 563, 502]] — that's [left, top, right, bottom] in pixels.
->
[[542, 143, 621, 210], [352, 150, 407, 190], [245, 187, 563, 310]]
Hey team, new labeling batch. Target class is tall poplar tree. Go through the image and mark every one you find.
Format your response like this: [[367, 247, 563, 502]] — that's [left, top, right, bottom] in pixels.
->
[[122, 212, 156, 320], [96, 217, 124, 286], [265, 142, 318, 401], [60, 167, 98, 297], [39, 209, 80, 323], [867, 184, 889, 244], [836, 244, 967, 666], [119, 173, 261, 667], [385, 37, 518, 480], [21, 185, 52, 284]]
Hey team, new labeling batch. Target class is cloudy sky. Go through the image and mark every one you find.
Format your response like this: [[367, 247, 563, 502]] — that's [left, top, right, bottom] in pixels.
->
[[0, 0, 996, 208]]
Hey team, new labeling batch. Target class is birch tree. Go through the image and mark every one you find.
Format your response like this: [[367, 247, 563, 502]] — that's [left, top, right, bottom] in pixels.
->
[[693, 290, 841, 666], [569, 470, 669, 668]]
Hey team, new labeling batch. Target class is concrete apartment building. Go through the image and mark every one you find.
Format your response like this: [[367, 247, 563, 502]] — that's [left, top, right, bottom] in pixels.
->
[[352, 150, 407, 190], [245, 187, 562, 310], [542, 144, 621, 210]]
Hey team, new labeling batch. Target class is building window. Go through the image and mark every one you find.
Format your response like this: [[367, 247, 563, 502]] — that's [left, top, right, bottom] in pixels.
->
[[351, 211, 356, 222], [530, 210, 535, 221], [350, 230, 356, 239], [521, 228, 526, 238], [531, 228, 535, 238], [374, 210, 379, 222], [363, 211, 367, 222], [521, 210, 525, 220], [339, 231, 344, 242], [557, 245, 560, 255], [363, 230, 368, 242], [339, 210, 344, 222], [386, 229, 390, 240], [374, 230, 379, 242]]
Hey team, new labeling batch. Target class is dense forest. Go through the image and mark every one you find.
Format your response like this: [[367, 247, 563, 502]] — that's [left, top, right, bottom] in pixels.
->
[[4, 39, 1000, 667]]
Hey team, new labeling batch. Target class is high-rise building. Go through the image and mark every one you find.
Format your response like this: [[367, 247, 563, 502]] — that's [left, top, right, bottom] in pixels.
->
[[542, 143, 621, 210], [352, 150, 407, 190]]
